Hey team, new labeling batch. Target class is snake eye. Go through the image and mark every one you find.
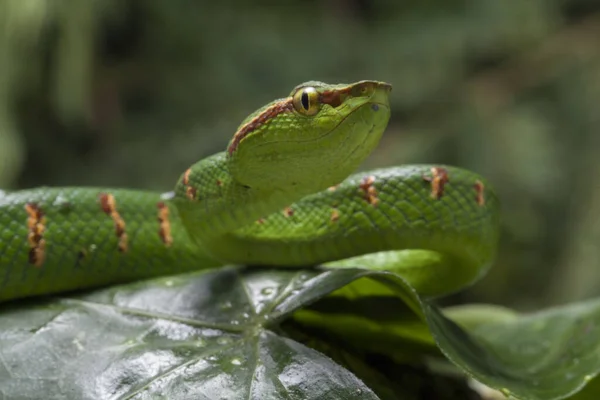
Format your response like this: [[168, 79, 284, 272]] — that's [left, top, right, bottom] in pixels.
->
[[292, 86, 320, 116]]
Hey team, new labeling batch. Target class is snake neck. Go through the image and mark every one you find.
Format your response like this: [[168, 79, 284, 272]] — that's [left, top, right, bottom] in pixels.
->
[[172, 152, 299, 251]]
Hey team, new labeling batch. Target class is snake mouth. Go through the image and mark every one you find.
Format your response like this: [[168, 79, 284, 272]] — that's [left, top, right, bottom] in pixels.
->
[[343, 110, 385, 161], [308, 95, 391, 139]]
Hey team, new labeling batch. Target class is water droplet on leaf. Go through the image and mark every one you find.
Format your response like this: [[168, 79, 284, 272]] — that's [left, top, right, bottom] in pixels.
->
[[261, 287, 274, 295], [220, 301, 232, 310], [217, 337, 232, 345]]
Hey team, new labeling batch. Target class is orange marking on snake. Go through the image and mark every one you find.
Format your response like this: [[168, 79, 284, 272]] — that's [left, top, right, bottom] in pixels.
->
[[359, 175, 379, 206], [330, 209, 340, 222], [99, 193, 129, 252], [216, 179, 223, 186], [157, 202, 173, 247], [228, 99, 294, 155], [28, 240, 46, 267], [327, 184, 339, 192], [25, 203, 46, 267], [181, 168, 198, 200], [319, 82, 379, 107], [474, 180, 485, 206], [423, 167, 449, 199], [183, 169, 191, 185], [283, 207, 294, 217], [186, 186, 197, 200]]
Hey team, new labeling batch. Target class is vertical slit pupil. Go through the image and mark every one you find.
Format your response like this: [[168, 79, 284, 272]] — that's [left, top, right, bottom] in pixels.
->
[[301, 92, 310, 110]]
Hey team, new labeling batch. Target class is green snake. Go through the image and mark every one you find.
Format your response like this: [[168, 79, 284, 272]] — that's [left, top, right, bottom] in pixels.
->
[[0, 80, 500, 302]]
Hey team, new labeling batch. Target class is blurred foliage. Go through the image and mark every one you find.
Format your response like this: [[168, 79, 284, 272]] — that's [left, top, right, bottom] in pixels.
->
[[1, 0, 600, 310]]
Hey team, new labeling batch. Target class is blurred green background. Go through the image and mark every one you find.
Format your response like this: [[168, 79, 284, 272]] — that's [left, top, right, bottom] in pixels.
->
[[1, 0, 599, 311]]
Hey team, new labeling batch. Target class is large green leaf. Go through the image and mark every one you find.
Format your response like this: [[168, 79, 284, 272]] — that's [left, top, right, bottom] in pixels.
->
[[427, 299, 600, 400], [0, 267, 384, 400], [292, 273, 600, 400], [2, 265, 600, 400]]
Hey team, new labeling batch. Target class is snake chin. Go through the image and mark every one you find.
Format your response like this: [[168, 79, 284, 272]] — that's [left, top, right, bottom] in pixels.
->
[[344, 121, 378, 162]]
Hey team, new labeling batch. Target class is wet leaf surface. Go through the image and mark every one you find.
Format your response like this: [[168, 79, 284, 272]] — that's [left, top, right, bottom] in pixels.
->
[[0, 267, 380, 400]]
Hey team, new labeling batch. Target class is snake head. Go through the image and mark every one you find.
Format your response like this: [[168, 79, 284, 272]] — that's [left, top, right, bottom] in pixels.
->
[[227, 80, 392, 193]]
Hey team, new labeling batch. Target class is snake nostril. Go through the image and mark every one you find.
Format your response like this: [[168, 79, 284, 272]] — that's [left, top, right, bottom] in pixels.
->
[[371, 104, 380, 112]]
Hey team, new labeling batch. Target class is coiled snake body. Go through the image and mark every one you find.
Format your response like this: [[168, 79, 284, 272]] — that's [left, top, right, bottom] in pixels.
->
[[0, 81, 499, 302]]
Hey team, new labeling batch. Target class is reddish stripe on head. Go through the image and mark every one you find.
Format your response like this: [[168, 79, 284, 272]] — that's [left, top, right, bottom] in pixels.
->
[[319, 86, 352, 108], [227, 99, 294, 155]]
